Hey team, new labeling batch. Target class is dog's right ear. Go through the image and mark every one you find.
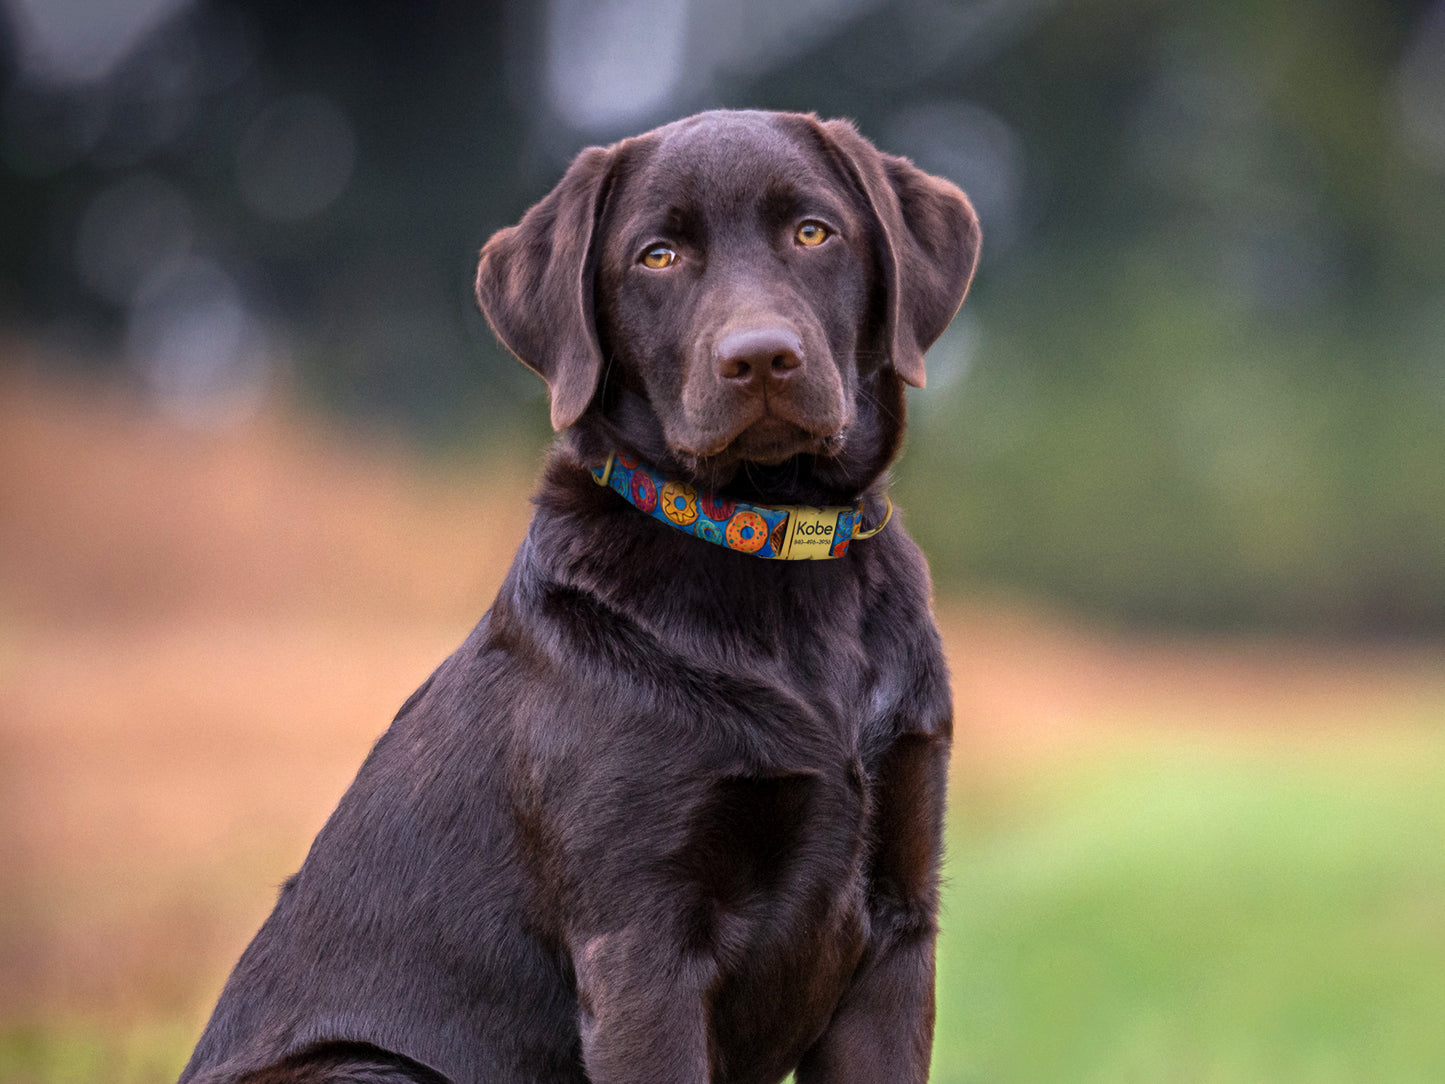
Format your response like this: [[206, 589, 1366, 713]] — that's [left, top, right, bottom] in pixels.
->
[[813, 118, 981, 390], [475, 145, 616, 430]]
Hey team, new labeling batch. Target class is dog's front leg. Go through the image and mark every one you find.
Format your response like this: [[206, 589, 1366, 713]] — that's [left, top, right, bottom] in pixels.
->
[[796, 731, 949, 1084], [794, 923, 937, 1084], [570, 923, 716, 1083]]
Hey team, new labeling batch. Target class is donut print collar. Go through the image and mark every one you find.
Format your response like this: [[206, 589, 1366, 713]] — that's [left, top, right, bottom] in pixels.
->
[[590, 451, 892, 561]]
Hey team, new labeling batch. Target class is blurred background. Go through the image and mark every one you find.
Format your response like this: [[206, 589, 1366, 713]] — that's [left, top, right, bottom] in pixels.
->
[[1, 0, 1443, 1080]]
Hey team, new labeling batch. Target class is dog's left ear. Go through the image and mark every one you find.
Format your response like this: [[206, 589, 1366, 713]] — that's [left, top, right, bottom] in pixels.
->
[[815, 119, 981, 388], [476, 145, 616, 429]]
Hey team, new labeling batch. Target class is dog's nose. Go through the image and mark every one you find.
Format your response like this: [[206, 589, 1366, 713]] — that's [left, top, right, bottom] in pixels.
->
[[715, 327, 803, 389]]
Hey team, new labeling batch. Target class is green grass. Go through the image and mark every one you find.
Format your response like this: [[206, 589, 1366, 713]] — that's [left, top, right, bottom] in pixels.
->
[[933, 732, 1445, 1082], [0, 1020, 197, 1084], [6, 732, 1444, 1083]]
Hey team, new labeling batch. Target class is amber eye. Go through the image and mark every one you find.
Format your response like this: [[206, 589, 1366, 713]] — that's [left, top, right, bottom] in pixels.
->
[[795, 221, 829, 247], [641, 245, 676, 269]]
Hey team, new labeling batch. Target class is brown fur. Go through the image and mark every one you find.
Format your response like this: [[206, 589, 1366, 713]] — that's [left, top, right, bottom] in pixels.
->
[[179, 109, 980, 1084]]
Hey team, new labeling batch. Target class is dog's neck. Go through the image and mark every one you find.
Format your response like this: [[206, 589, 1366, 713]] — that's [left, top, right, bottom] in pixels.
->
[[588, 451, 891, 561]]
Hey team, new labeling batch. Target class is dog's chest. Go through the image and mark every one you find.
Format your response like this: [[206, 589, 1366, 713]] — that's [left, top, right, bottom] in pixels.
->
[[672, 685, 881, 1079], [691, 749, 871, 1081], [540, 555, 924, 1078]]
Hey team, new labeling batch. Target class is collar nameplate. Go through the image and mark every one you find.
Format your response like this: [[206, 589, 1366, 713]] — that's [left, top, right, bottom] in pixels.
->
[[590, 451, 891, 561]]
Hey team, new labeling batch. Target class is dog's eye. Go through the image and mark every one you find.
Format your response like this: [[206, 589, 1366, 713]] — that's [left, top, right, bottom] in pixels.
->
[[795, 222, 829, 247], [640, 245, 677, 269]]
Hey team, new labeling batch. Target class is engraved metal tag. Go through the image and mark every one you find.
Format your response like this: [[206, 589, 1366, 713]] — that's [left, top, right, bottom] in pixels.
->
[[781, 507, 843, 560]]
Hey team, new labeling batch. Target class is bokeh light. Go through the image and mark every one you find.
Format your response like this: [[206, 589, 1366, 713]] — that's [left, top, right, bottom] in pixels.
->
[[236, 94, 355, 223]]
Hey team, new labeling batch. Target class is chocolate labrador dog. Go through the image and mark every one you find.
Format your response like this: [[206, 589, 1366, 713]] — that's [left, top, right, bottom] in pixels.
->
[[178, 109, 980, 1084]]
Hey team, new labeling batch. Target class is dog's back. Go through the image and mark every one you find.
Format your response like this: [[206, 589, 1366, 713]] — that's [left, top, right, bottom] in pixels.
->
[[180, 609, 580, 1083]]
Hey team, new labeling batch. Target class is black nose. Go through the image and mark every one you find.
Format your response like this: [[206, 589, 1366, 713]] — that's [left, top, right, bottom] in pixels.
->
[[715, 327, 803, 390]]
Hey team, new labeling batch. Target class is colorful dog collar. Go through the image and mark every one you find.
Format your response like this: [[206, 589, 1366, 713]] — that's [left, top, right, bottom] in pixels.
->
[[590, 451, 891, 561]]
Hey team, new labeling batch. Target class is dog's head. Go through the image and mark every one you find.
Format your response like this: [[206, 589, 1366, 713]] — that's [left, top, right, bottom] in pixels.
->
[[476, 110, 980, 503]]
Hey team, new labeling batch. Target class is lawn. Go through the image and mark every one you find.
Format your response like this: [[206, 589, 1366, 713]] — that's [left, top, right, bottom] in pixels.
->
[[933, 729, 1445, 1082]]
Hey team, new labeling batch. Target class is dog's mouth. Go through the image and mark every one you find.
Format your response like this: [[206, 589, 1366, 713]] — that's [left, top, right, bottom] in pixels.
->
[[640, 401, 860, 503], [728, 417, 836, 465], [673, 411, 846, 468]]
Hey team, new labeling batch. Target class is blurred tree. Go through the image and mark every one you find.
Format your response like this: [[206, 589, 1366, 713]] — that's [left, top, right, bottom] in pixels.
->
[[1, 0, 1442, 631]]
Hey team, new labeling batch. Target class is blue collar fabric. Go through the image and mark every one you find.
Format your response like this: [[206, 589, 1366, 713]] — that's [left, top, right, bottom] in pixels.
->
[[590, 451, 891, 561]]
